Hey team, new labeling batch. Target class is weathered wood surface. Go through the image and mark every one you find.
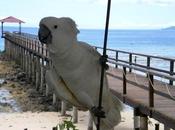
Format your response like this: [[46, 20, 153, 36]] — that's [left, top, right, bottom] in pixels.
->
[[107, 68, 175, 129]]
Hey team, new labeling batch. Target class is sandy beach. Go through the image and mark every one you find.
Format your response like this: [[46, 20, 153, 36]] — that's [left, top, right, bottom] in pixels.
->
[[0, 109, 164, 130], [0, 110, 134, 130], [0, 53, 164, 130]]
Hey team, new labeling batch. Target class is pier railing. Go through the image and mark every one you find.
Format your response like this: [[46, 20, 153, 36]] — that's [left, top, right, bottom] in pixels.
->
[[3, 32, 175, 129], [95, 46, 175, 85], [5, 32, 175, 85]]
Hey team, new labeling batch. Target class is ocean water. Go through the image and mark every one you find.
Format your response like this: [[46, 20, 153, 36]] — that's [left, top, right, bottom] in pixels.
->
[[1, 27, 175, 57], [79, 29, 175, 58]]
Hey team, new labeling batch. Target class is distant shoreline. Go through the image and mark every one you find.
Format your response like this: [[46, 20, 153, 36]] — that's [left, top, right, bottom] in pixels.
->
[[162, 26, 175, 30]]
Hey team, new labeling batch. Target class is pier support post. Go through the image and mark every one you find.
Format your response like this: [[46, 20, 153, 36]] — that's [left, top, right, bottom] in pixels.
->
[[28, 53, 31, 79], [88, 112, 93, 130], [33, 57, 37, 85], [35, 57, 41, 91], [61, 101, 66, 116], [40, 65, 44, 92], [22, 49, 26, 71], [72, 106, 78, 123], [24, 51, 28, 74], [134, 108, 140, 130], [35, 70, 39, 91], [52, 93, 57, 105], [134, 108, 148, 130], [140, 114, 148, 130], [31, 55, 35, 85], [45, 84, 49, 97]]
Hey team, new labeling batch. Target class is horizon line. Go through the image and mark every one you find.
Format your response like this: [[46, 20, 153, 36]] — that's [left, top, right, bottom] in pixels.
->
[[2, 25, 171, 30]]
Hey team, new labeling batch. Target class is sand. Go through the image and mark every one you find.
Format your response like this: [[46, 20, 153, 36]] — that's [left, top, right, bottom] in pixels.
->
[[0, 109, 164, 130], [0, 111, 134, 130]]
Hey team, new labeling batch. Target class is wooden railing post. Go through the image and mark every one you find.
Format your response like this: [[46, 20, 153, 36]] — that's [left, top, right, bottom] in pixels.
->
[[147, 57, 151, 68], [73, 106, 78, 123], [115, 51, 118, 68], [149, 74, 154, 107], [129, 53, 132, 72], [147, 57, 150, 77], [123, 66, 127, 95], [169, 60, 174, 85], [134, 56, 137, 63]]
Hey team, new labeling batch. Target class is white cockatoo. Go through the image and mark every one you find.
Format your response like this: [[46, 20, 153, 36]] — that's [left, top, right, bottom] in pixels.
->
[[38, 17, 122, 130]]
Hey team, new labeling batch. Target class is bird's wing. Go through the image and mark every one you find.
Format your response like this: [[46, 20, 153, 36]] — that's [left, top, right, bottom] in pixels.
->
[[46, 69, 84, 108], [78, 41, 101, 57]]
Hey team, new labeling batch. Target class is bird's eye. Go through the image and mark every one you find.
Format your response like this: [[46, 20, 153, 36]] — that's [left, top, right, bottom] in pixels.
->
[[54, 25, 58, 29]]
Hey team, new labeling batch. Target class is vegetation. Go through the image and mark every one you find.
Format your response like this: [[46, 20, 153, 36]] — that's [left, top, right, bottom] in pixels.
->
[[55, 117, 79, 130]]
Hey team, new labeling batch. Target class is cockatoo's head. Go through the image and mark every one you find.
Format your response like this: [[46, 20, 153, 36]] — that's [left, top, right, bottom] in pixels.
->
[[38, 17, 79, 54]]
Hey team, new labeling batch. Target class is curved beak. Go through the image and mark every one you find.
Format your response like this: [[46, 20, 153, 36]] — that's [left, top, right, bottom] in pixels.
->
[[38, 24, 52, 44]]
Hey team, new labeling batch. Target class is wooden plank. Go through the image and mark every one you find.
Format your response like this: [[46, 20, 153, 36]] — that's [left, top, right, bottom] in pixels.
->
[[108, 68, 175, 128]]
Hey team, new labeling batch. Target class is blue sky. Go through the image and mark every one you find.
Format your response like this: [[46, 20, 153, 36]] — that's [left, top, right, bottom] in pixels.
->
[[0, 0, 175, 29]]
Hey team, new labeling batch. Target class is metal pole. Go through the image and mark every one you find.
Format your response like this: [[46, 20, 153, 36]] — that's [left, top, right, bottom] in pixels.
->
[[97, 0, 111, 130]]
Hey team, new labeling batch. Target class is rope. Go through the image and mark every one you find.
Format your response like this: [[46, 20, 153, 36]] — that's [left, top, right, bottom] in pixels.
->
[[147, 72, 175, 100], [147, 73, 155, 89], [122, 68, 175, 103], [160, 75, 175, 100], [121, 68, 146, 87], [132, 69, 143, 86]]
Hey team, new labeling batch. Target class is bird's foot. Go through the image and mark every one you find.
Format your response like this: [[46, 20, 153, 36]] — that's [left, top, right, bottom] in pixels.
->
[[99, 55, 109, 70], [90, 106, 106, 118]]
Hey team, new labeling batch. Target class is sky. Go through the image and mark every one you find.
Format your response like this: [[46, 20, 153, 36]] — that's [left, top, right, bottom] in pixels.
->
[[0, 0, 175, 29]]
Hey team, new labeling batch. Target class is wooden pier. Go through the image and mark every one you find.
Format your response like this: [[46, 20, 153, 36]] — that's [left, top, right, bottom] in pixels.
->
[[3, 32, 175, 130]]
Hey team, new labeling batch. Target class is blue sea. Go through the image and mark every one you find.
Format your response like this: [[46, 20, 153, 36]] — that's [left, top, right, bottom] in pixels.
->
[[1, 26, 175, 58]]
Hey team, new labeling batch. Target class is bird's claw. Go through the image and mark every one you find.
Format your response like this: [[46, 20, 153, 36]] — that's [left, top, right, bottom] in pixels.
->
[[90, 106, 106, 118], [99, 55, 109, 70]]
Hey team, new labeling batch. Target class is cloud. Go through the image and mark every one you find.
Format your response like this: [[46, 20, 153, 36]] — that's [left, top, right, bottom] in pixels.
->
[[86, 0, 175, 6], [137, 0, 175, 6]]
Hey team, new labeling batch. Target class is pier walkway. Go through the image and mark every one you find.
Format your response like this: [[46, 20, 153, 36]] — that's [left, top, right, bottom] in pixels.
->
[[3, 32, 175, 130]]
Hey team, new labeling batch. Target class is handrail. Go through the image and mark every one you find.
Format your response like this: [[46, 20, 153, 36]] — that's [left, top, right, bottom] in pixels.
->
[[95, 46, 175, 61], [95, 46, 175, 85], [108, 57, 175, 75], [108, 59, 175, 81]]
